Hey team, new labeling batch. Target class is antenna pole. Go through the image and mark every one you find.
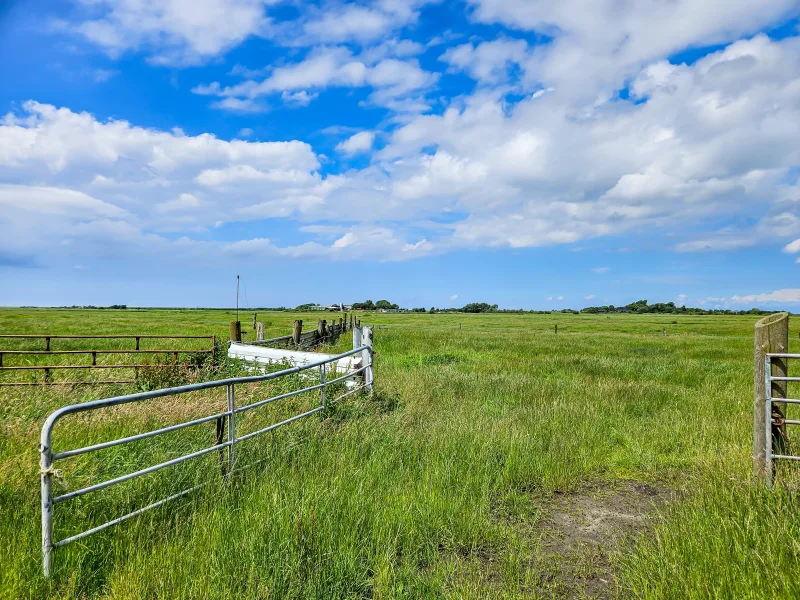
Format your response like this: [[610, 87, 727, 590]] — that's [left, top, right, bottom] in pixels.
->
[[236, 275, 240, 322]]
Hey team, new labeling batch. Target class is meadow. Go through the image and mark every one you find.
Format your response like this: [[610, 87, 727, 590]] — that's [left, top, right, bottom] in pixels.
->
[[1, 308, 799, 599]]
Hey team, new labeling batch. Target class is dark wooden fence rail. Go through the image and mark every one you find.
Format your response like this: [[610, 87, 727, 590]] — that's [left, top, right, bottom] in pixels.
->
[[0, 335, 216, 386], [237, 314, 362, 350]]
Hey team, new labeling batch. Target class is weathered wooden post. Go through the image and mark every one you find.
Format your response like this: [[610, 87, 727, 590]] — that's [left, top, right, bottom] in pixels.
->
[[229, 320, 242, 342], [253, 313, 257, 329], [554, 324, 558, 334], [754, 312, 789, 480], [663, 328, 667, 337], [339, 317, 343, 333], [317, 319, 327, 342], [292, 320, 303, 346], [256, 322, 265, 341]]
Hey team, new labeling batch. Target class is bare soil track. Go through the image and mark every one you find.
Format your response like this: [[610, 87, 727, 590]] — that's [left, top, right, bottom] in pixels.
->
[[535, 482, 674, 599]]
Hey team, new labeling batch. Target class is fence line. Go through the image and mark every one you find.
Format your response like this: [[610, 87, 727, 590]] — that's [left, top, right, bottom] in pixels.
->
[[244, 314, 362, 349], [40, 327, 374, 578], [0, 334, 216, 386]]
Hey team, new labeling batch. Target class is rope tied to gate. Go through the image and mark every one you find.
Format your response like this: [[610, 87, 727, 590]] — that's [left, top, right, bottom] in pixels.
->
[[40, 465, 65, 486]]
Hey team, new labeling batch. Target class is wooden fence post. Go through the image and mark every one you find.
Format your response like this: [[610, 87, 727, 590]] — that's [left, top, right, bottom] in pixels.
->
[[292, 320, 303, 345], [253, 313, 257, 329], [554, 324, 558, 334], [317, 319, 327, 341], [256, 322, 265, 341], [229, 321, 242, 342], [754, 312, 789, 480]]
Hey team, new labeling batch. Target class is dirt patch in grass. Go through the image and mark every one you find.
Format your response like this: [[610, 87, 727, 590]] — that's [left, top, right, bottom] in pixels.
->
[[534, 481, 674, 599]]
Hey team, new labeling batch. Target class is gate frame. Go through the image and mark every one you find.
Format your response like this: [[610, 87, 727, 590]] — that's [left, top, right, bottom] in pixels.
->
[[40, 327, 373, 577]]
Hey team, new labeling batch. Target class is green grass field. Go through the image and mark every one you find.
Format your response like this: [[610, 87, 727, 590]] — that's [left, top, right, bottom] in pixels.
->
[[1, 309, 799, 599]]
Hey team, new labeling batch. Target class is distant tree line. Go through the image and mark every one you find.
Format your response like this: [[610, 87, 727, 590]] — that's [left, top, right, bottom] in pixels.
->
[[579, 299, 772, 316], [57, 305, 129, 309], [50, 299, 774, 315], [353, 300, 399, 310]]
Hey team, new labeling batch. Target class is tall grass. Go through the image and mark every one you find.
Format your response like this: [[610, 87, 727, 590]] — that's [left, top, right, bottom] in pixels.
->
[[0, 309, 799, 598]]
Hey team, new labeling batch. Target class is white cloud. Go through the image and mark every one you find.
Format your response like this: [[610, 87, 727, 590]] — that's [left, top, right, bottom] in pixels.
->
[[592, 267, 610, 273], [210, 97, 267, 113], [440, 37, 529, 84], [784, 238, 800, 253], [298, 5, 402, 45], [450, 294, 459, 301], [0, 103, 447, 263], [196, 47, 438, 111], [280, 90, 318, 107], [336, 131, 375, 155], [557, 295, 564, 301], [546, 296, 553, 301], [376, 34, 800, 252], [465, 0, 799, 100], [675, 238, 757, 253], [93, 68, 119, 82], [732, 289, 800, 304], [8, 5, 800, 269], [269, 1, 431, 47], [584, 294, 596, 300], [154, 193, 201, 213], [72, 0, 271, 66], [236, 127, 254, 138]]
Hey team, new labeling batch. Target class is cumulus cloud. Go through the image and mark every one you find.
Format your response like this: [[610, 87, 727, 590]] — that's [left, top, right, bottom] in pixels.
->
[[732, 289, 800, 304], [450, 294, 459, 301], [440, 37, 530, 84], [465, 0, 798, 100], [71, 0, 271, 65], [9, 3, 800, 271], [377, 34, 800, 251], [0, 102, 421, 261], [196, 46, 438, 111], [584, 294, 595, 300], [336, 131, 375, 155]]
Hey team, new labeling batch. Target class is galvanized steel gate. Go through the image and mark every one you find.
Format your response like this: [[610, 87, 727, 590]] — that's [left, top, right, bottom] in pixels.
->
[[764, 352, 800, 487], [40, 327, 373, 577]]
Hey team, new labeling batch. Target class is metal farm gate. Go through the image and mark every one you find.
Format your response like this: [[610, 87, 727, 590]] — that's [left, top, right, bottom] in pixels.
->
[[39, 327, 373, 577], [754, 312, 799, 486]]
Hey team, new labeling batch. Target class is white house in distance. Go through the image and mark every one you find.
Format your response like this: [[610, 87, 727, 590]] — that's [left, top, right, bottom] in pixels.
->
[[324, 303, 352, 311]]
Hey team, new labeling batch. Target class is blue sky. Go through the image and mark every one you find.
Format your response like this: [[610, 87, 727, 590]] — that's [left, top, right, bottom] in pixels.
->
[[1, 0, 800, 309]]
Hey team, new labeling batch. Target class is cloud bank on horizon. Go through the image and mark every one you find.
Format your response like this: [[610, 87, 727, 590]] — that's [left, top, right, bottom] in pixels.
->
[[1, 0, 799, 307]]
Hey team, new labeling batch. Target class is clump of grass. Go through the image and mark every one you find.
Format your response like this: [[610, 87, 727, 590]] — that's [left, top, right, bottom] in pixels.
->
[[618, 470, 800, 598]]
